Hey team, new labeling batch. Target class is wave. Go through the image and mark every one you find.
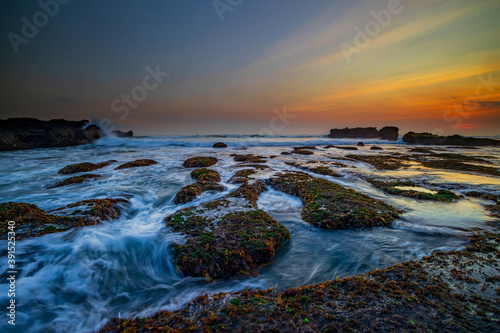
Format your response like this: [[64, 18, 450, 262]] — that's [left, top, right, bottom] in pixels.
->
[[93, 135, 403, 149]]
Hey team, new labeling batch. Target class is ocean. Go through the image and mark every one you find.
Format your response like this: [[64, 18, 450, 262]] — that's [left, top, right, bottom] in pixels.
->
[[0, 135, 499, 332]]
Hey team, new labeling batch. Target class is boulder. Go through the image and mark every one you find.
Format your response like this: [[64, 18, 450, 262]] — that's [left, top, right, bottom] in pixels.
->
[[379, 126, 399, 141], [213, 142, 228, 148], [0, 118, 103, 151], [357, 142, 365, 146]]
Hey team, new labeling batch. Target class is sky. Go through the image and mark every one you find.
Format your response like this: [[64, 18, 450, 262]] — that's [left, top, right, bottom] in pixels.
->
[[0, 0, 499, 136]]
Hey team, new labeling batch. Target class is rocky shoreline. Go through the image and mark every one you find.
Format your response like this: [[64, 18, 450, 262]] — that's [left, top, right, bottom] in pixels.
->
[[1, 131, 499, 332], [101, 232, 500, 332]]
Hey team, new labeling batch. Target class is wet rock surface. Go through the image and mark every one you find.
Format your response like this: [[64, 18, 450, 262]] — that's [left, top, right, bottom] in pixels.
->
[[183, 157, 218, 168], [0, 198, 128, 239], [101, 233, 500, 333], [166, 180, 291, 279], [174, 169, 224, 204], [58, 160, 116, 174], [403, 132, 500, 146], [269, 172, 401, 229], [49, 174, 102, 188], [115, 159, 158, 170]]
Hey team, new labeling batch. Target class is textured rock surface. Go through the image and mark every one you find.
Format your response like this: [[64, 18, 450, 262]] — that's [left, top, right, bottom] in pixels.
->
[[403, 132, 500, 146]]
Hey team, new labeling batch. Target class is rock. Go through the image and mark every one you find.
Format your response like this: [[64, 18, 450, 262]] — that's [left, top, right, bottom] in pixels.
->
[[105, 233, 500, 333], [233, 154, 266, 162], [286, 162, 342, 178], [112, 130, 133, 138], [0, 118, 103, 151], [269, 172, 401, 229], [58, 160, 116, 174], [346, 154, 412, 170], [115, 159, 158, 170], [332, 146, 358, 151], [370, 146, 383, 150], [357, 142, 365, 146], [183, 157, 218, 168], [174, 169, 224, 204], [329, 127, 379, 139], [0, 198, 128, 239], [49, 174, 102, 188], [166, 180, 291, 279], [366, 178, 461, 202], [328, 126, 399, 140], [292, 149, 314, 155], [402, 132, 500, 146], [379, 126, 399, 141], [213, 142, 228, 148]]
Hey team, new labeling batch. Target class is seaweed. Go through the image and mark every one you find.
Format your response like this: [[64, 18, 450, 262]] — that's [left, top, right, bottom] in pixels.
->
[[58, 160, 116, 174], [115, 159, 158, 170], [269, 172, 401, 229]]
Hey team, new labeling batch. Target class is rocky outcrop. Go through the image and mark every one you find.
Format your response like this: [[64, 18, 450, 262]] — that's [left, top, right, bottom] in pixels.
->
[[112, 130, 133, 138], [0, 118, 102, 151], [166, 179, 291, 279], [174, 168, 224, 204], [0, 198, 128, 239], [115, 159, 158, 170], [269, 172, 402, 229], [103, 233, 500, 333], [379, 126, 399, 141], [58, 160, 116, 174], [213, 142, 227, 148], [183, 157, 218, 168], [402, 132, 500, 146], [329, 127, 380, 139], [328, 126, 399, 141]]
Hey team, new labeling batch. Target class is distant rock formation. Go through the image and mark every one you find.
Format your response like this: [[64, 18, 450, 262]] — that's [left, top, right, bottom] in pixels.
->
[[0, 118, 102, 151], [379, 127, 399, 141], [328, 127, 399, 141], [402, 132, 500, 146], [329, 127, 379, 139], [112, 130, 133, 138]]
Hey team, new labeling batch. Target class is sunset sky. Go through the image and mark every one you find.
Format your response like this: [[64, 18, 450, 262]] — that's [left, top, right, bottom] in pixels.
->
[[1, 0, 499, 136]]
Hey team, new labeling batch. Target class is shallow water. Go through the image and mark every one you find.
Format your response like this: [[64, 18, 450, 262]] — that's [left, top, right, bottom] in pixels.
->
[[0, 135, 498, 332]]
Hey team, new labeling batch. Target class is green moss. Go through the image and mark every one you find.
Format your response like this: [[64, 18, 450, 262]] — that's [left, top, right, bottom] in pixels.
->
[[269, 172, 402, 229], [166, 183, 290, 279], [0, 199, 128, 239], [50, 174, 102, 188], [58, 160, 116, 174], [102, 233, 500, 333], [174, 169, 224, 204], [183, 157, 218, 168], [346, 155, 412, 170], [115, 159, 158, 170]]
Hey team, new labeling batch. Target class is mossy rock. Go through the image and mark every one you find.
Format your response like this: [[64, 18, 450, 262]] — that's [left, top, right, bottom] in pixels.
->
[[0, 198, 128, 239], [49, 174, 102, 188], [166, 182, 290, 279], [420, 160, 499, 176], [347, 154, 412, 170], [292, 149, 314, 155], [183, 157, 218, 168], [102, 232, 500, 333], [190, 168, 221, 183], [174, 169, 224, 204], [58, 160, 116, 174], [269, 172, 401, 229], [115, 159, 158, 170]]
